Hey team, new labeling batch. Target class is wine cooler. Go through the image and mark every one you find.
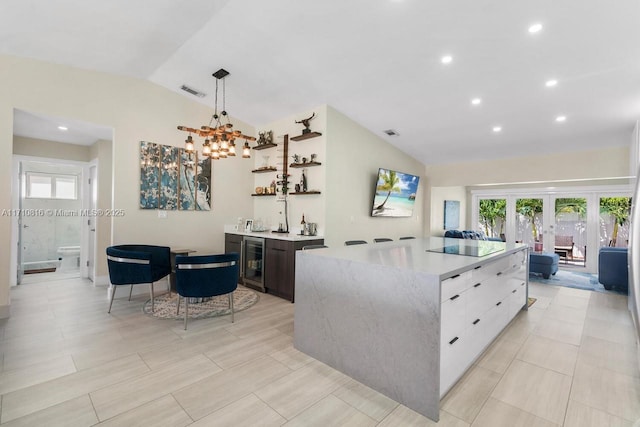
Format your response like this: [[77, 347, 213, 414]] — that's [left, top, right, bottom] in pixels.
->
[[242, 236, 265, 292]]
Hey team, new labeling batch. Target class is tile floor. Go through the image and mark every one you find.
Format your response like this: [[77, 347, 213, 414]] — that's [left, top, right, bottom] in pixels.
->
[[0, 276, 638, 426]]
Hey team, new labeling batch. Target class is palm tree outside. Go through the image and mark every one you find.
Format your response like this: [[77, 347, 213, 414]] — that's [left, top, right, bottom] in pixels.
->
[[600, 197, 631, 246]]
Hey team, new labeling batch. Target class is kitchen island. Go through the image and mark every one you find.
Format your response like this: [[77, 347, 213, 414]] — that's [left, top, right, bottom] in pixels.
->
[[293, 237, 528, 421]]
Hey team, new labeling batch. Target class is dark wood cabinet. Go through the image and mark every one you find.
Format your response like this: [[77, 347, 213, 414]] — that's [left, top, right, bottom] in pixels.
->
[[224, 233, 243, 284], [265, 238, 324, 302], [225, 233, 323, 302]]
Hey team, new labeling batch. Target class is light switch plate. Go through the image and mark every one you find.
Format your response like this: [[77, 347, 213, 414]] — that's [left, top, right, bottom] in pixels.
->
[[158, 210, 167, 219]]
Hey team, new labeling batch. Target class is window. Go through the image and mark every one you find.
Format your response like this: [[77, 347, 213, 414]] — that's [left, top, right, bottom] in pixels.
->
[[26, 172, 78, 199]]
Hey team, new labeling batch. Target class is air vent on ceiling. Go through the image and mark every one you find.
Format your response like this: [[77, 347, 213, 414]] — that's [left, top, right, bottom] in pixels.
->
[[383, 129, 400, 136], [180, 85, 206, 98]]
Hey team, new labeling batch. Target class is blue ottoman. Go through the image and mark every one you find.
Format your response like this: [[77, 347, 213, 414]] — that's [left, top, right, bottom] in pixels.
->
[[529, 252, 559, 279]]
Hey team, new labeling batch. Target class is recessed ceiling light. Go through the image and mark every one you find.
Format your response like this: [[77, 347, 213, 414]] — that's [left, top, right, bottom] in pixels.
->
[[528, 23, 543, 34], [471, 98, 482, 106], [555, 115, 567, 122], [57, 126, 68, 131], [545, 79, 558, 87], [441, 55, 453, 64], [492, 126, 502, 133]]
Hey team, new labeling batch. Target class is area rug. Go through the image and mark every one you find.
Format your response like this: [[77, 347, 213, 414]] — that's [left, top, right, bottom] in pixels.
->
[[527, 297, 536, 307], [143, 288, 259, 320], [529, 270, 627, 295]]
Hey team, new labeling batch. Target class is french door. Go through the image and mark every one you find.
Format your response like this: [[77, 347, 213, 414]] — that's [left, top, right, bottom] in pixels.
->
[[473, 187, 631, 274]]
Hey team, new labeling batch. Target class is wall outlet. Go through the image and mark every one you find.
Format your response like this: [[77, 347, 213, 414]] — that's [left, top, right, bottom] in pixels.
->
[[158, 210, 167, 219]]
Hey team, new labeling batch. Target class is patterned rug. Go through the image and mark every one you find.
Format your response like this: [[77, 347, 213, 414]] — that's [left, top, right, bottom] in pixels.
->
[[529, 269, 627, 295], [143, 287, 259, 320]]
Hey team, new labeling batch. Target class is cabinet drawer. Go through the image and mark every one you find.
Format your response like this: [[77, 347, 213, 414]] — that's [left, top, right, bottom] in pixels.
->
[[441, 293, 466, 341], [440, 328, 468, 397], [441, 271, 471, 302], [484, 298, 510, 342], [508, 282, 526, 319], [472, 257, 508, 283], [466, 277, 497, 324]]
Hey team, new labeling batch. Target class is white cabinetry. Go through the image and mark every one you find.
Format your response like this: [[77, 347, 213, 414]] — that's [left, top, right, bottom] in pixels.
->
[[440, 247, 527, 397]]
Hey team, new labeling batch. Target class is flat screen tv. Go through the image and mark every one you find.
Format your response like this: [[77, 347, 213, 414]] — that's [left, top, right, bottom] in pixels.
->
[[371, 168, 420, 217]]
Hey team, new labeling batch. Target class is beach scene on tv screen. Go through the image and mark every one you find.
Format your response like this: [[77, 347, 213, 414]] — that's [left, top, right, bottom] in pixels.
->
[[371, 169, 419, 217]]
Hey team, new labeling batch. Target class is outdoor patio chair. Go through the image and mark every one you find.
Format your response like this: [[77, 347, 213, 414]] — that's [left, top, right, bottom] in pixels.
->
[[554, 235, 574, 262]]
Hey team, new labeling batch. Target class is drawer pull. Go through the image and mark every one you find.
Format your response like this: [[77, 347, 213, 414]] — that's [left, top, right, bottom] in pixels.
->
[[450, 274, 460, 279], [512, 289, 517, 294], [496, 301, 502, 306], [473, 318, 481, 325], [520, 282, 525, 286], [449, 337, 459, 345], [450, 294, 460, 301], [474, 283, 482, 288], [474, 265, 482, 270], [496, 271, 503, 276]]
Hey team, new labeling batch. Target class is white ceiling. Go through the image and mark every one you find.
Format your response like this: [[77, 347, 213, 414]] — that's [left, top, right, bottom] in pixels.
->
[[2, 0, 639, 164]]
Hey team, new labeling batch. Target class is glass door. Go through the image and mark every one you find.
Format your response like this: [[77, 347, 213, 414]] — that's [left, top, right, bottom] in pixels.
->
[[553, 196, 588, 267], [243, 237, 265, 291], [476, 198, 507, 241], [515, 196, 546, 251], [599, 196, 631, 248]]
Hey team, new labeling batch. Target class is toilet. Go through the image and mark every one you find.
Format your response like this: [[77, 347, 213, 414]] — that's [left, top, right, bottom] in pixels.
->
[[57, 246, 81, 271]]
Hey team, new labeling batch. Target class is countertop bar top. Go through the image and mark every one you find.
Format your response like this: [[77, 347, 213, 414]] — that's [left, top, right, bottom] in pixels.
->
[[225, 230, 324, 242], [298, 237, 527, 279]]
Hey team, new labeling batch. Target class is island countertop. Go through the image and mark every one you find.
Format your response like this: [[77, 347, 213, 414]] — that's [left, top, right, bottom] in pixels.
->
[[297, 237, 526, 279], [224, 229, 324, 242]]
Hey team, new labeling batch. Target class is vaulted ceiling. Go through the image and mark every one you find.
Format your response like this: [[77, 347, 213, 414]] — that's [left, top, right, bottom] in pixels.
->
[[3, 0, 639, 164]]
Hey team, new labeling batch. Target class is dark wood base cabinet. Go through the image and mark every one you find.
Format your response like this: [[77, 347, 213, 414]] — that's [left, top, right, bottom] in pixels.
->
[[225, 233, 323, 302], [265, 238, 323, 302]]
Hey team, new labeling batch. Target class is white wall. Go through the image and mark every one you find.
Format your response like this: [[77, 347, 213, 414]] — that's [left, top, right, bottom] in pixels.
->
[[324, 106, 425, 247], [0, 54, 255, 317], [252, 106, 327, 236], [430, 186, 467, 237], [89, 139, 113, 279]]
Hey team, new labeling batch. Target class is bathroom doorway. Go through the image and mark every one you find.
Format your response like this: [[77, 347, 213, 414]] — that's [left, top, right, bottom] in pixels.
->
[[16, 159, 86, 283], [10, 108, 113, 286]]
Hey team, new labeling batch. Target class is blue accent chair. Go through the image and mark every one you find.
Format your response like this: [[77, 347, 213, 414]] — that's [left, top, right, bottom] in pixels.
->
[[529, 252, 559, 279], [598, 247, 628, 291], [106, 245, 171, 313], [175, 253, 240, 330]]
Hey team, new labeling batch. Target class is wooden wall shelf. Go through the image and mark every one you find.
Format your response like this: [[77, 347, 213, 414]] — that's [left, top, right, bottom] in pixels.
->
[[253, 143, 278, 150], [251, 193, 276, 197], [252, 167, 278, 173], [289, 162, 322, 168], [289, 191, 321, 195], [290, 132, 322, 141]]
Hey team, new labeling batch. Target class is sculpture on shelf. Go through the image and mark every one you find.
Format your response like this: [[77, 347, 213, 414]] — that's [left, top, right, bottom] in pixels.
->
[[301, 169, 308, 192], [295, 113, 316, 134]]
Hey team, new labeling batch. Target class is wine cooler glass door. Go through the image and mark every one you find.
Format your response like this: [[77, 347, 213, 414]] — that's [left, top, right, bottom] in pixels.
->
[[243, 237, 265, 291]]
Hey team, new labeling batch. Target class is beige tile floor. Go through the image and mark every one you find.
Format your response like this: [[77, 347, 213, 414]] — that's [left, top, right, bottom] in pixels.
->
[[0, 277, 639, 426]]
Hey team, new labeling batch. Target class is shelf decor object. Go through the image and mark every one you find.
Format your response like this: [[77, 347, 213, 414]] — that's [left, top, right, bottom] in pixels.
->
[[177, 69, 256, 160], [291, 112, 322, 141]]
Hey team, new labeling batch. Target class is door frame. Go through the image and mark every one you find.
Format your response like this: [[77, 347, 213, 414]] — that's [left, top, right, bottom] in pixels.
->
[[472, 184, 631, 274], [10, 155, 92, 285]]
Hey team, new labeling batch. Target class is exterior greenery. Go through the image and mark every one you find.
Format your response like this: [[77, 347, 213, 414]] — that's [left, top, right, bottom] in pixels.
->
[[478, 199, 506, 238], [516, 198, 543, 241], [600, 197, 632, 246]]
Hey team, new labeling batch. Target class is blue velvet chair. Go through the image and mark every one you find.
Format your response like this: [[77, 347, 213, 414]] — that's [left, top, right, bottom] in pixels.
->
[[175, 253, 240, 330], [106, 245, 171, 313], [598, 247, 628, 291]]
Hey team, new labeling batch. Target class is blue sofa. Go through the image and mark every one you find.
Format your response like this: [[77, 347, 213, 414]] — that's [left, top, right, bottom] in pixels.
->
[[444, 230, 503, 241], [598, 247, 628, 291], [529, 252, 559, 279]]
